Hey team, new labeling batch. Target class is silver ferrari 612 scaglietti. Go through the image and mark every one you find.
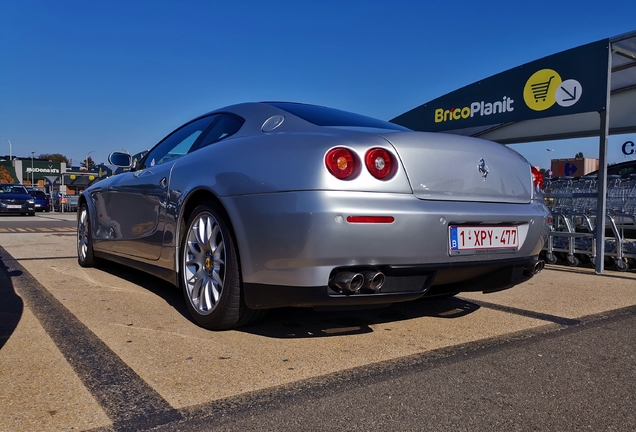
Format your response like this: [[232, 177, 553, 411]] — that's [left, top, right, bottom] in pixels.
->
[[77, 102, 549, 330]]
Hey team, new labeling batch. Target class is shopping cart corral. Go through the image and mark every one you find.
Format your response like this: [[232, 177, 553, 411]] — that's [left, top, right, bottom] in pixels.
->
[[541, 175, 636, 271]]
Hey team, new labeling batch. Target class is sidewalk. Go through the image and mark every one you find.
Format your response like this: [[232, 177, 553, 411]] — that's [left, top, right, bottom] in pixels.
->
[[35, 211, 78, 221]]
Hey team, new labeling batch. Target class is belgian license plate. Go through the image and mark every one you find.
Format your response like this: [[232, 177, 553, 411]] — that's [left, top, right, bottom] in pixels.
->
[[7, 205, 21, 209], [449, 226, 518, 255]]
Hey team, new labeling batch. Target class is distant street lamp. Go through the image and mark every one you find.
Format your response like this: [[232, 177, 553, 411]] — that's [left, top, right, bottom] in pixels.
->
[[546, 149, 555, 177], [31, 151, 35, 186], [546, 148, 555, 161], [2, 138, 11, 161]]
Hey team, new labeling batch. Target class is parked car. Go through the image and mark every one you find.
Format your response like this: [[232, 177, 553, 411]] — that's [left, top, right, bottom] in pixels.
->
[[65, 195, 79, 212], [0, 183, 35, 215], [77, 102, 549, 330], [53, 194, 80, 212], [28, 189, 50, 212], [587, 159, 636, 178]]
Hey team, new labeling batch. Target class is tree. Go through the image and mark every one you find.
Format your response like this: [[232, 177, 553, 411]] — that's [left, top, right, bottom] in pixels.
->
[[81, 156, 97, 170], [575, 152, 584, 159], [38, 153, 70, 165], [0, 166, 15, 183]]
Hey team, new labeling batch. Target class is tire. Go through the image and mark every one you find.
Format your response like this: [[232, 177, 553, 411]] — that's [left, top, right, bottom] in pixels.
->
[[615, 258, 629, 272], [180, 201, 260, 330], [77, 203, 97, 267], [545, 252, 558, 265], [566, 255, 580, 267], [576, 253, 591, 266]]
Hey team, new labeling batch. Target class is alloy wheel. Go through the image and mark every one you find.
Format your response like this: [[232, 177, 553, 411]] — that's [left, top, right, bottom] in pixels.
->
[[78, 207, 89, 262], [183, 212, 226, 315]]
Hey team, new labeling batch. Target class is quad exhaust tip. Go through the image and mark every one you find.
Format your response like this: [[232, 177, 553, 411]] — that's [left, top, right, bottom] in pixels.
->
[[331, 271, 364, 294], [362, 271, 385, 291], [330, 270, 385, 294], [524, 259, 545, 276]]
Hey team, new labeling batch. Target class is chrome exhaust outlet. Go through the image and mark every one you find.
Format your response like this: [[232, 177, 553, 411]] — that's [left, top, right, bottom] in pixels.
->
[[330, 271, 364, 294], [362, 271, 385, 292], [524, 259, 545, 276]]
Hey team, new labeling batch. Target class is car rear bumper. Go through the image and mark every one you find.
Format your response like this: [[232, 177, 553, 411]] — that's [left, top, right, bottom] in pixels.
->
[[221, 190, 550, 290], [0, 205, 35, 213], [243, 256, 541, 309]]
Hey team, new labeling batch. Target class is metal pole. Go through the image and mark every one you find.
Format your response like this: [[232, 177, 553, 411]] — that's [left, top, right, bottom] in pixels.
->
[[30, 152, 34, 187], [595, 110, 609, 274], [546, 149, 554, 175], [594, 43, 613, 274]]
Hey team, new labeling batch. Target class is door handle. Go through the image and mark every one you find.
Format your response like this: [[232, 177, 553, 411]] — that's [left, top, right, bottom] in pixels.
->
[[160, 177, 167, 187]]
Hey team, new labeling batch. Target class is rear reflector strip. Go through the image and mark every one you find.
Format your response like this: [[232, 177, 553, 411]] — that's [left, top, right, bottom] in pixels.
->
[[346, 216, 395, 224]]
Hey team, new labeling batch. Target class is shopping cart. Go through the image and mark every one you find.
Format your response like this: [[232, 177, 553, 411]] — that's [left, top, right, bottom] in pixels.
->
[[542, 175, 635, 271]]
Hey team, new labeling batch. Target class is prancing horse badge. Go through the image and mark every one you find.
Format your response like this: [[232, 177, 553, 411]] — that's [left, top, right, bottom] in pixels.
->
[[478, 158, 489, 180]]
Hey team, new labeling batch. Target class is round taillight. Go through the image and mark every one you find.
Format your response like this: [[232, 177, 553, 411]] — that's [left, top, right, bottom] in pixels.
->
[[365, 148, 393, 180], [531, 166, 544, 189], [326, 147, 358, 180]]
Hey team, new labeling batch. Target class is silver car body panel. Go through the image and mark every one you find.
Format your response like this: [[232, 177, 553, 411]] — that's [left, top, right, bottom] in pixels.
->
[[219, 190, 548, 287], [383, 132, 533, 203], [81, 102, 549, 299]]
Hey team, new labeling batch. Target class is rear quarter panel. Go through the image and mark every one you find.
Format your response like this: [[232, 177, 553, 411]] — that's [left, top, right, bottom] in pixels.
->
[[166, 131, 413, 198]]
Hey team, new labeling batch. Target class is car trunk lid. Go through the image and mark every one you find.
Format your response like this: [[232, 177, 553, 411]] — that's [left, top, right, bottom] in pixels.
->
[[381, 131, 532, 203]]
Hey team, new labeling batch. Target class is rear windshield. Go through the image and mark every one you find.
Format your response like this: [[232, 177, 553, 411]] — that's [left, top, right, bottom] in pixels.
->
[[30, 190, 47, 198], [266, 102, 410, 131]]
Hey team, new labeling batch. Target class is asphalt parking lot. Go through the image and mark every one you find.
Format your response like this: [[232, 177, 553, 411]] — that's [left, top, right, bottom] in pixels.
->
[[1, 213, 635, 431]]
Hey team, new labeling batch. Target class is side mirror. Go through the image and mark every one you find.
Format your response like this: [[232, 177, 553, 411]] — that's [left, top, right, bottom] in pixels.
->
[[108, 152, 132, 167]]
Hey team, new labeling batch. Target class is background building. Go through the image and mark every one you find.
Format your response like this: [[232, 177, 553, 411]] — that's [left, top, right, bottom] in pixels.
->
[[0, 157, 112, 195], [549, 157, 599, 178]]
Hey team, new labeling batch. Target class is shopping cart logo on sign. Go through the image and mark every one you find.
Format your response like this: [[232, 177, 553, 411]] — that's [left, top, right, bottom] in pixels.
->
[[530, 76, 555, 102], [523, 68, 563, 112]]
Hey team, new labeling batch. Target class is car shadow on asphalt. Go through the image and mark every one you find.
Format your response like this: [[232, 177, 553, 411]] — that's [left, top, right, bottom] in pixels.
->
[[0, 254, 24, 351], [240, 297, 481, 339], [95, 260, 191, 318], [93, 260, 481, 338]]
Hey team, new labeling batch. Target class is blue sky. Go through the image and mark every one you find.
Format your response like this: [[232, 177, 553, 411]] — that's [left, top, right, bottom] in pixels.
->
[[1, 0, 635, 169]]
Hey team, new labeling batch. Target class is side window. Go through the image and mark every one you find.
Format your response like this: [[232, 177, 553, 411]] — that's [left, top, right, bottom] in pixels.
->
[[141, 116, 216, 169], [617, 166, 636, 177], [191, 114, 244, 152]]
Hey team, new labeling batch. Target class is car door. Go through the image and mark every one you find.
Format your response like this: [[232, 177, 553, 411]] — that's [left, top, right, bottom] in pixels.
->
[[107, 115, 216, 260]]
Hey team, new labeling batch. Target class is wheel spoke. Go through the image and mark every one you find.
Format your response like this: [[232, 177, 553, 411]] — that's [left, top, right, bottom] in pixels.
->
[[200, 277, 216, 312], [206, 218, 215, 245], [186, 240, 204, 261], [212, 239, 224, 263], [186, 267, 205, 285], [211, 268, 223, 286], [211, 279, 221, 303]]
